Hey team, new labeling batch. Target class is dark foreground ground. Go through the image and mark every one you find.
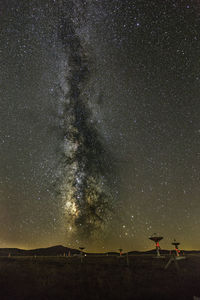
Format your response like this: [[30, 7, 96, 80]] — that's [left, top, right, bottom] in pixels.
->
[[0, 254, 199, 300]]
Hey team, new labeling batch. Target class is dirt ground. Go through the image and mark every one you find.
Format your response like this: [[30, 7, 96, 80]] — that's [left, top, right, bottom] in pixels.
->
[[0, 254, 199, 300]]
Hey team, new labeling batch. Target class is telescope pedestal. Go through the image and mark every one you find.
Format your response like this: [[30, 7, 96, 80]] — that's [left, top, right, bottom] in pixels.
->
[[164, 255, 186, 271]]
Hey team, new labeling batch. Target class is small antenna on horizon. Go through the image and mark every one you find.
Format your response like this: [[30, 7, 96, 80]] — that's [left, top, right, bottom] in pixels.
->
[[79, 247, 85, 263], [118, 248, 123, 256]]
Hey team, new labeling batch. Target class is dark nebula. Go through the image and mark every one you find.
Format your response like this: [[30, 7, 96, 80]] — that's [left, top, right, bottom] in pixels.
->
[[56, 2, 116, 241]]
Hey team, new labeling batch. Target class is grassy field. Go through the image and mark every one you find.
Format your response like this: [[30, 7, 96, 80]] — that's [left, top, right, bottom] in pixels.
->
[[0, 254, 199, 300]]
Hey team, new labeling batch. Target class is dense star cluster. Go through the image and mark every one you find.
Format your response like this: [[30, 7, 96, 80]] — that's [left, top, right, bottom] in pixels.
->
[[0, 0, 200, 251]]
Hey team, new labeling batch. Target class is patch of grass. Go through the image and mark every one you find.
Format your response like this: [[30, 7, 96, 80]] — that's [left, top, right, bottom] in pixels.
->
[[0, 255, 199, 299]]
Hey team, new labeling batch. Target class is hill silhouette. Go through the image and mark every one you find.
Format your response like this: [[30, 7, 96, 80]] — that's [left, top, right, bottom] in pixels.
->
[[0, 246, 199, 256], [0, 245, 80, 256]]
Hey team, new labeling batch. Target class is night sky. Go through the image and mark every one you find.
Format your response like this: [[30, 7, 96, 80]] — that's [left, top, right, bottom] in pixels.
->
[[1, 0, 200, 252]]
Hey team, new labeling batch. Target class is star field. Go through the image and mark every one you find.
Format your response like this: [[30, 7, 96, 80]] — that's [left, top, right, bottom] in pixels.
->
[[0, 0, 200, 252]]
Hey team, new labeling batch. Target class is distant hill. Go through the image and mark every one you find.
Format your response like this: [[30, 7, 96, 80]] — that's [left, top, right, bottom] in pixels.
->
[[0, 246, 199, 257], [0, 245, 81, 257]]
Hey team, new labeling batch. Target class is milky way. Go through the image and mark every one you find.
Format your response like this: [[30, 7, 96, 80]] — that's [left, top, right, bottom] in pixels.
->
[[55, 1, 116, 241]]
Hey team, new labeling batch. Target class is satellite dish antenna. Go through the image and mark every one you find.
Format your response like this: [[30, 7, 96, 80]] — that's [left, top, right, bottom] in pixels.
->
[[172, 239, 180, 257], [164, 238, 186, 270], [171, 238, 186, 260], [149, 233, 164, 258], [118, 248, 123, 256]]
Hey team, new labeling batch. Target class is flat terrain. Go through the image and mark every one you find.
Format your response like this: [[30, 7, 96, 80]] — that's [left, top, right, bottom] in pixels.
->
[[0, 255, 199, 300]]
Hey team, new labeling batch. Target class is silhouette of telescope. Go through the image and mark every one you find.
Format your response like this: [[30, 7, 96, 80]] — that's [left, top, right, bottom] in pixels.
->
[[149, 234, 164, 258], [171, 239, 180, 256]]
